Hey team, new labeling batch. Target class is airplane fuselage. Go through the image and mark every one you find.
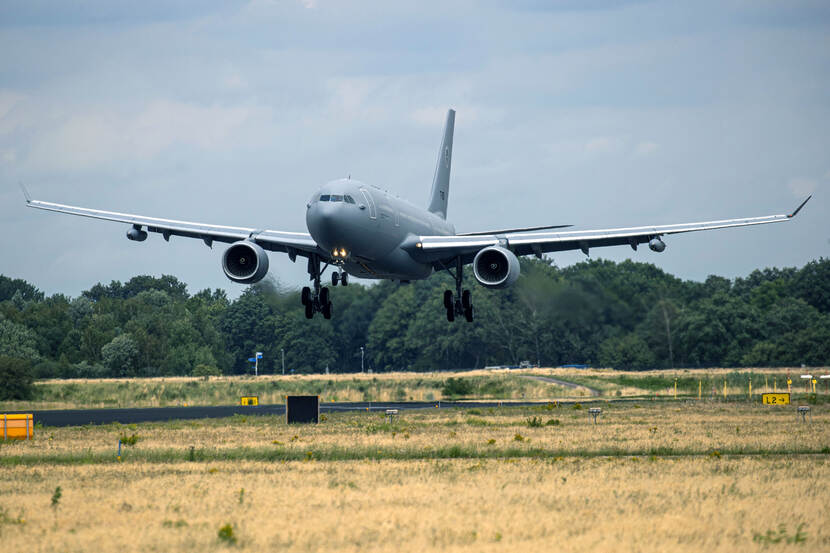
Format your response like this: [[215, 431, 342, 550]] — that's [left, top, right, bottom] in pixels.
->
[[306, 178, 454, 280]]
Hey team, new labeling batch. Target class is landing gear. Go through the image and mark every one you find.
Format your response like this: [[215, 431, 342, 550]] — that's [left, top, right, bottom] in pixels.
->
[[331, 271, 349, 287], [441, 257, 474, 322], [302, 255, 333, 319]]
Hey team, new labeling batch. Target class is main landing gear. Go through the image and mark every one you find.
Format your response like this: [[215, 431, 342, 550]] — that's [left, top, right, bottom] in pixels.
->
[[301, 255, 333, 320], [442, 257, 474, 323]]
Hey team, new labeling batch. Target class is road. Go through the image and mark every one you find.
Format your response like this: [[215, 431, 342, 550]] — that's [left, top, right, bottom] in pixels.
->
[[519, 375, 600, 396], [8, 400, 577, 427]]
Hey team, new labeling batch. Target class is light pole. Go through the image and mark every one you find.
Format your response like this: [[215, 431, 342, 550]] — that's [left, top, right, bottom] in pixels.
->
[[281, 348, 285, 376], [360, 346, 364, 373]]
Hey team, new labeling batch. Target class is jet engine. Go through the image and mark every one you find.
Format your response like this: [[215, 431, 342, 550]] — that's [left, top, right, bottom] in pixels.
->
[[473, 246, 520, 289], [222, 241, 269, 284]]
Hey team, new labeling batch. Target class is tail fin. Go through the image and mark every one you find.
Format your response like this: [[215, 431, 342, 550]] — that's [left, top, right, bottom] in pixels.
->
[[427, 109, 455, 219]]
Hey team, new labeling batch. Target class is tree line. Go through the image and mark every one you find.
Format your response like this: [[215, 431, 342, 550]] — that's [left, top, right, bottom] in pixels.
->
[[1, 257, 829, 383]]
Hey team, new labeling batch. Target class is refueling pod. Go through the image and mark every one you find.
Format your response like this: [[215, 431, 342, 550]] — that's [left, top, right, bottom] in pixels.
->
[[473, 246, 520, 289], [126, 226, 147, 242], [648, 237, 666, 252], [222, 240, 269, 284]]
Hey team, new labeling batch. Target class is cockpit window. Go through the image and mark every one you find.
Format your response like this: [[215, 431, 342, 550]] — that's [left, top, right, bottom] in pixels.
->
[[344, 195, 355, 204], [330, 195, 344, 202], [319, 194, 330, 202]]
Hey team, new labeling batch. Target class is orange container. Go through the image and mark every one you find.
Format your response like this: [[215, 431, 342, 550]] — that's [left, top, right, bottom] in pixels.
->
[[1, 414, 34, 440]]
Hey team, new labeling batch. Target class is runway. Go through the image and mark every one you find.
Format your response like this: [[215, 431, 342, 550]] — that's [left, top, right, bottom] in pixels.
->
[[9, 400, 569, 428]]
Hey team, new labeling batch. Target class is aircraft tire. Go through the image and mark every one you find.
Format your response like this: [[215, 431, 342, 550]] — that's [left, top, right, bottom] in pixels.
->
[[304, 303, 314, 319], [320, 287, 330, 305], [322, 302, 332, 320], [443, 290, 453, 309], [341, 272, 348, 286], [331, 272, 339, 286], [462, 289, 471, 310], [446, 306, 455, 322], [464, 304, 474, 323], [301, 287, 311, 306]]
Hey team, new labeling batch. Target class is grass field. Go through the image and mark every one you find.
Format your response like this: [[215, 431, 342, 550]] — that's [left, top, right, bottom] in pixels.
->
[[1, 402, 828, 551], [2, 367, 825, 411]]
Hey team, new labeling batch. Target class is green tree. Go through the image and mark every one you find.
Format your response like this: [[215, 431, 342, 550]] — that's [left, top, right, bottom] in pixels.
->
[[598, 333, 656, 370], [101, 334, 140, 376], [0, 356, 34, 400], [0, 315, 41, 361]]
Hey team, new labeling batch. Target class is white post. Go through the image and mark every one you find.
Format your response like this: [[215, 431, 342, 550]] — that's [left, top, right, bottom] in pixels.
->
[[281, 349, 285, 376], [361, 347, 365, 373]]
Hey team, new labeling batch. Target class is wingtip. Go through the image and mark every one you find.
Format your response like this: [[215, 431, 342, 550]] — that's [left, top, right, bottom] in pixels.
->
[[19, 182, 31, 204], [788, 195, 812, 218]]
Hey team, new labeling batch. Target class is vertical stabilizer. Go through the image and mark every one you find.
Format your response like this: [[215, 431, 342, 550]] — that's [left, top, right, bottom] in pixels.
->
[[427, 109, 455, 219]]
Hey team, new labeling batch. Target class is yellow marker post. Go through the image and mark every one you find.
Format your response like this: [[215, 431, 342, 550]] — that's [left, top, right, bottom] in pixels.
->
[[774, 377, 777, 393], [674, 379, 677, 400], [787, 379, 792, 394], [765, 375, 768, 392], [748, 377, 752, 399], [698, 380, 702, 400], [812, 379, 817, 393], [723, 380, 727, 400]]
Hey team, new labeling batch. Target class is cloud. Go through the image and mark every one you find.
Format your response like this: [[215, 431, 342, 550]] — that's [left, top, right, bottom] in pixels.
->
[[634, 141, 658, 156], [25, 100, 271, 171], [584, 136, 624, 155]]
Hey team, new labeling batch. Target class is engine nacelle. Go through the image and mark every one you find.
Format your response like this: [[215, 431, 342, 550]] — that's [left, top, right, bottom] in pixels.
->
[[648, 237, 666, 252], [473, 246, 520, 289], [222, 241, 269, 284], [126, 227, 148, 242]]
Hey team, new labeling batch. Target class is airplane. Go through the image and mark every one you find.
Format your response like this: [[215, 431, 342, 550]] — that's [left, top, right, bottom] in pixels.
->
[[23, 109, 810, 322]]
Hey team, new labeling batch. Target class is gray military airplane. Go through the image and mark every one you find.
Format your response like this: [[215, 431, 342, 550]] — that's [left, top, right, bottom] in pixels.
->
[[24, 109, 810, 322]]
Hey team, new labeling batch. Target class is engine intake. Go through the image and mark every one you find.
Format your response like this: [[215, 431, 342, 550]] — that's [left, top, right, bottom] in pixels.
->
[[222, 241, 269, 284], [473, 246, 520, 289]]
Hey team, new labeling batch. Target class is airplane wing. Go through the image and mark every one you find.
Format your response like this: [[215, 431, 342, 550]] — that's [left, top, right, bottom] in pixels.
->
[[409, 196, 811, 266], [23, 189, 321, 257]]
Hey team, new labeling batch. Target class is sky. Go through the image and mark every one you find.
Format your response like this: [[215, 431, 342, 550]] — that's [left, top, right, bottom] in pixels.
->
[[1, 0, 828, 299]]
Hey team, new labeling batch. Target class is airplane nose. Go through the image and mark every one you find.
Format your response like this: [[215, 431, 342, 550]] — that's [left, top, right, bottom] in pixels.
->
[[306, 202, 340, 248]]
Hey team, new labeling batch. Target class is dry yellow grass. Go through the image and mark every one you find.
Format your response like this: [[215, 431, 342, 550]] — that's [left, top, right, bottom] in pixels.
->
[[2, 400, 828, 552], [0, 457, 827, 552]]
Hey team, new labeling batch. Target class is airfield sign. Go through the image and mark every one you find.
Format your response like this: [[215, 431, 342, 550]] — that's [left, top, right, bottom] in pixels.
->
[[761, 393, 790, 405]]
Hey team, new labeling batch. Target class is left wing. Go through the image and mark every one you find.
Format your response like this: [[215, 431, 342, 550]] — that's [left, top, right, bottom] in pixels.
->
[[408, 196, 811, 265], [23, 188, 321, 257]]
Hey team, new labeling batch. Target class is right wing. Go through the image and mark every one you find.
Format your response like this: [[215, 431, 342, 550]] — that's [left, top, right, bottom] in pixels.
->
[[408, 196, 811, 266], [23, 189, 321, 258]]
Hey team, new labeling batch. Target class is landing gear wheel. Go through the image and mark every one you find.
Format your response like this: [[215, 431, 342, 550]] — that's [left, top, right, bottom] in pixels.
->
[[461, 289, 471, 310], [341, 272, 348, 286], [446, 306, 455, 322], [322, 302, 332, 319], [332, 272, 340, 286], [443, 290, 453, 310], [320, 287, 330, 307], [464, 304, 474, 322], [301, 287, 311, 306], [304, 302, 314, 319]]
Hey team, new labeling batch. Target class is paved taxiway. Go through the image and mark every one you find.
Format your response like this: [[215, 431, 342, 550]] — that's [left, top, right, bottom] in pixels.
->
[[9, 401, 572, 427]]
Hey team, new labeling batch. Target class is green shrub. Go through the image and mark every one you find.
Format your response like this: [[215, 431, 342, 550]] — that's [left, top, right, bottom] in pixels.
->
[[442, 378, 474, 397], [217, 523, 237, 544], [192, 364, 221, 377]]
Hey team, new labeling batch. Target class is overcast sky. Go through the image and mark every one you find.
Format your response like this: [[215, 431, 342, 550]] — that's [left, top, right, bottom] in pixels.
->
[[1, 0, 828, 298]]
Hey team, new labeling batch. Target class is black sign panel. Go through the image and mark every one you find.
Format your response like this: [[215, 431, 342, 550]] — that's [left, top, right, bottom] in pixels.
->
[[286, 395, 319, 424]]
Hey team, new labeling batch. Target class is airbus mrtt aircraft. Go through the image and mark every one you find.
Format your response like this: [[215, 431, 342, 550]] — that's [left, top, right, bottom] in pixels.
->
[[24, 109, 810, 322]]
